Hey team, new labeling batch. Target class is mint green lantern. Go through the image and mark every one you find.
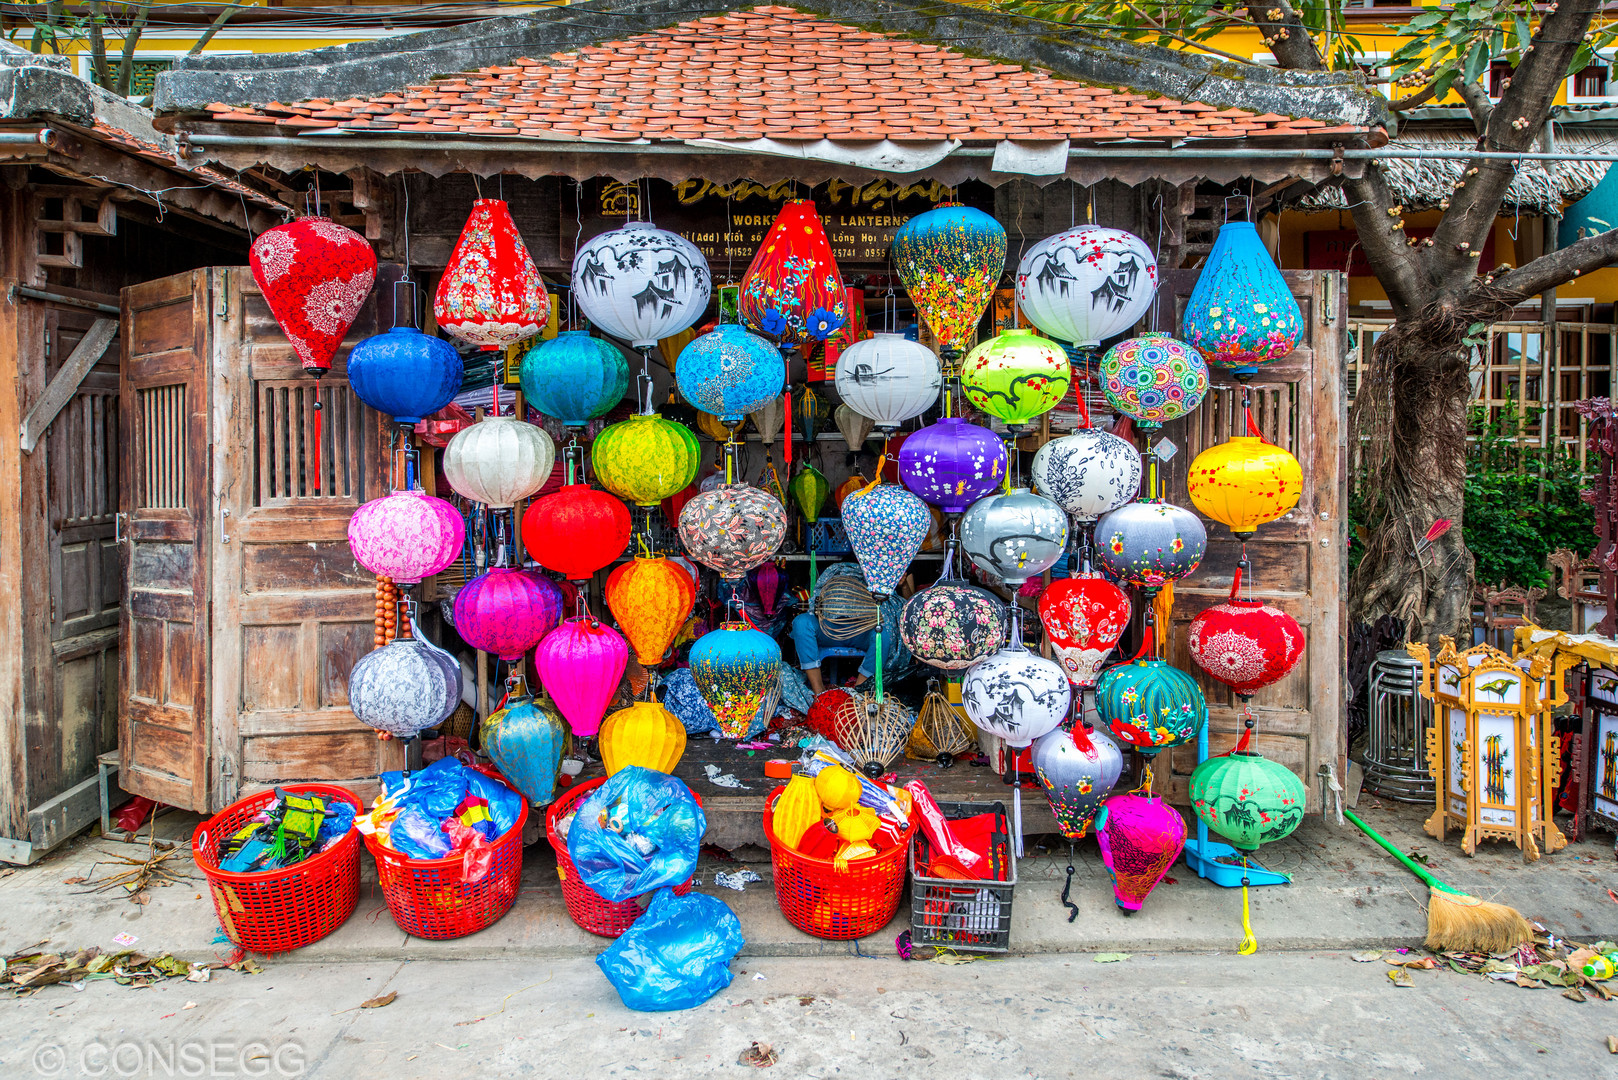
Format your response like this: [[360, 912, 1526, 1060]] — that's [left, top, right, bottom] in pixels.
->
[[1189, 751, 1306, 851], [959, 328, 1072, 429]]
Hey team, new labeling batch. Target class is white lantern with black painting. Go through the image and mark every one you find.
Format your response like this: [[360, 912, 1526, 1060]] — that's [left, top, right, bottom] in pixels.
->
[[834, 334, 941, 431], [1015, 226, 1158, 351], [572, 222, 712, 347]]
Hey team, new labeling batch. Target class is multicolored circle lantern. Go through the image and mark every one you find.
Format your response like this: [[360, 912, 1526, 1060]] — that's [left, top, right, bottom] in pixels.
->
[[841, 483, 931, 598], [675, 324, 786, 426], [1101, 334, 1209, 431], [1181, 221, 1303, 373], [534, 618, 628, 737], [522, 483, 633, 580], [1186, 436, 1303, 538], [960, 328, 1071, 428], [433, 198, 548, 350], [1190, 751, 1307, 850], [1094, 659, 1206, 754], [677, 484, 787, 581], [453, 567, 564, 661], [249, 217, 377, 374], [592, 414, 700, 506], [346, 327, 462, 425], [1187, 599, 1304, 697], [443, 416, 555, 509], [347, 489, 464, 585], [572, 222, 711, 347], [1029, 428, 1141, 523], [898, 417, 1008, 514], [959, 487, 1069, 585], [1094, 499, 1207, 589], [1014, 226, 1158, 347], [519, 331, 630, 426], [834, 334, 941, 431], [605, 556, 696, 667], [689, 622, 782, 739], [739, 200, 848, 346], [1037, 573, 1131, 688], [899, 579, 1006, 671], [893, 203, 1007, 355]]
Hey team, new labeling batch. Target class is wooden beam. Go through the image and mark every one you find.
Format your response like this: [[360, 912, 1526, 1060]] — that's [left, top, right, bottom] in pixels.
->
[[19, 318, 116, 454]]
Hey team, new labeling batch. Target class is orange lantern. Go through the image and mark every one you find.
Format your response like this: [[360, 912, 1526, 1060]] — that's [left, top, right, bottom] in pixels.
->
[[605, 556, 696, 667]]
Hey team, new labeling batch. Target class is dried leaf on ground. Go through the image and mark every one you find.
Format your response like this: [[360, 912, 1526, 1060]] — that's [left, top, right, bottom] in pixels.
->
[[1350, 951, 1383, 963], [360, 992, 397, 1010], [1387, 968, 1415, 987], [1565, 988, 1588, 1003], [738, 1042, 778, 1068], [1605, 1035, 1617, 1053], [1093, 953, 1131, 964]]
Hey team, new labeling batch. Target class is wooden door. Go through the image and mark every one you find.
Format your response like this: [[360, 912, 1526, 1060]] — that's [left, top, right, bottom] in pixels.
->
[[1152, 270, 1347, 811], [209, 267, 397, 807], [119, 271, 212, 810]]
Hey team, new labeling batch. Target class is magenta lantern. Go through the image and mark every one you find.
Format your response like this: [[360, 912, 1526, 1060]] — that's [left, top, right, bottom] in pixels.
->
[[534, 617, 628, 737], [348, 489, 464, 585], [452, 567, 559, 661]]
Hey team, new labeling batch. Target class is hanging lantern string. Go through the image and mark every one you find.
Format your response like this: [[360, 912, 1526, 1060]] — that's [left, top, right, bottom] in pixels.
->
[[784, 386, 792, 468], [1134, 761, 1154, 796], [310, 377, 323, 497]]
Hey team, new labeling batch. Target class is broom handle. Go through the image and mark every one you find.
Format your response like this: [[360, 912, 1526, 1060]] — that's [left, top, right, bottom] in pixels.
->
[[1342, 808, 1444, 892]]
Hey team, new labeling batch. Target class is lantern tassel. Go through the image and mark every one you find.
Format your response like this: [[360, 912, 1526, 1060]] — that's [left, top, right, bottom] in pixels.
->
[[873, 628, 883, 704], [784, 386, 793, 467], [1075, 377, 1092, 430], [1245, 401, 1265, 441], [311, 378, 323, 496], [1238, 875, 1258, 955]]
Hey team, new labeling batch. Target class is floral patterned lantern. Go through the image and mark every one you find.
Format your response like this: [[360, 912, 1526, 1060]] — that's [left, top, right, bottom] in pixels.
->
[[249, 217, 378, 374], [841, 483, 931, 598], [346, 327, 462, 425], [789, 464, 831, 523], [1186, 436, 1303, 538], [677, 484, 787, 581], [481, 693, 567, 805], [899, 579, 1006, 671], [1094, 499, 1207, 589], [739, 200, 848, 346], [1095, 658, 1207, 755], [1190, 750, 1307, 851], [350, 637, 460, 738], [898, 417, 1007, 514], [534, 617, 628, 737], [960, 328, 1072, 428], [960, 487, 1069, 585], [443, 416, 555, 509], [893, 203, 1007, 358], [1188, 599, 1304, 697], [1096, 791, 1185, 912], [1101, 334, 1209, 432], [522, 482, 633, 580], [519, 331, 629, 426], [675, 324, 786, 426], [834, 334, 942, 431], [1037, 573, 1131, 688], [592, 414, 700, 506], [348, 488, 464, 585], [434, 198, 548, 350], [689, 622, 782, 739], [454, 567, 563, 661], [1029, 428, 1141, 524], [1033, 725, 1124, 838], [572, 222, 711, 346], [962, 638, 1071, 748], [1015, 226, 1158, 349], [1181, 221, 1302, 374], [605, 556, 696, 667]]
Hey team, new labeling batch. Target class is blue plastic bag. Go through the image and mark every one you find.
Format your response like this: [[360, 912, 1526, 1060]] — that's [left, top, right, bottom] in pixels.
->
[[567, 767, 705, 903], [596, 889, 744, 1011], [379, 758, 523, 840], [388, 807, 455, 860]]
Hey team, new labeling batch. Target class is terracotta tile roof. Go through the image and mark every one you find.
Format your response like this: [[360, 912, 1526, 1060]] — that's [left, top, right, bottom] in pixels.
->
[[88, 121, 292, 212], [200, 7, 1362, 143]]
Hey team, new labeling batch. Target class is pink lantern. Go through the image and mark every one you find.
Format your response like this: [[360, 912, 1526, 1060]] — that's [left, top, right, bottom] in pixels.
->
[[347, 489, 464, 585], [753, 561, 782, 616], [1096, 792, 1186, 913], [453, 567, 560, 661], [534, 617, 628, 737], [249, 217, 377, 373], [433, 199, 549, 351]]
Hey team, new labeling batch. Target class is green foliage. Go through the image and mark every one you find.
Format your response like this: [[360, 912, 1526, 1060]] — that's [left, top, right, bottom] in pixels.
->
[[1463, 403, 1594, 590]]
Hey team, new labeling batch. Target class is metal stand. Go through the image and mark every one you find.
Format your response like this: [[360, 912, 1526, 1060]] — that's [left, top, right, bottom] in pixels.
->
[[1183, 721, 1291, 888]]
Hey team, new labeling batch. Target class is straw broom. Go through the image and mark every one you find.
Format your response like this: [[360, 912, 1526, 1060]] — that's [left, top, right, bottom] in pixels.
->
[[1343, 808, 1532, 954]]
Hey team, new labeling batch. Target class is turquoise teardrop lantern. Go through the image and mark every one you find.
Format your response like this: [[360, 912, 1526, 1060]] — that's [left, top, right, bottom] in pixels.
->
[[481, 693, 568, 806], [1094, 658, 1207, 755], [1180, 222, 1302, 377], [519, 330, 630, 425]]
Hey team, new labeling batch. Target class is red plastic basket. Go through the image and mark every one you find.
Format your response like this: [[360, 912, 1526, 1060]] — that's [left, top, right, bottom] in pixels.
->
[[544, 776, 701, 938], [763, 785, 916, 940], [365, 783, 528, 940], [192, 784, 363, 954]]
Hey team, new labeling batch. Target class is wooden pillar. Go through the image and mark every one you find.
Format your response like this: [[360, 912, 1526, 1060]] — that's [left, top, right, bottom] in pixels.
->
[[0, 181, 30, 841]]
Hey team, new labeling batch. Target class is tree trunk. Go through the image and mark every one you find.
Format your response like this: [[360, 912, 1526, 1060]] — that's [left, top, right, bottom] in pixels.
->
[[1349, 319, 1475, 645]]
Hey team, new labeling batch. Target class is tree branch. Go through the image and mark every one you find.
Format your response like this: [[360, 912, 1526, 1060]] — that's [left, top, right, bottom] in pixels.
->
[[114, 4, 148, 97], [185, 4, 236, 60], [1455, 79, 1493, 135], [1488, 229, 1618, 306], [1390, 81, 1441, 112], [1120, 3, 1257, 65], [1343, 166, 1428, 318], [1244, 2, 1325, 71], [85, 1, 111, 89]]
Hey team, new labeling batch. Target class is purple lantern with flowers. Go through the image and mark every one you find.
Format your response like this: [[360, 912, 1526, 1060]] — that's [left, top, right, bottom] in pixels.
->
[[535, 618, 629, 737], [348, 489, 465, 585], [453, 567, 561, 661], [898, 417, 1008, 514]]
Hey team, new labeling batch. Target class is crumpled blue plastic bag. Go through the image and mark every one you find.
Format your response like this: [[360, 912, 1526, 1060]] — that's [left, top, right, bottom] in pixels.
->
[[379, 758, 522, 839], [567, 767, 705, 903], [596, 889, 744, 1011], [388, 807, 455, 860]]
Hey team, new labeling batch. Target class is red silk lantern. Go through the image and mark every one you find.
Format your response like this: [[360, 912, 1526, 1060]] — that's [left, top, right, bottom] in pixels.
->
[[662, 478, 701, 528], [605, 556, 696, 667], [522, 482, 632, 581], [1037, 573, 1131, 688], [434, 199, 549, 351], [1187, 598, 1304, 697], [739, 200, 849, 346], [249, 217, 377, 373]]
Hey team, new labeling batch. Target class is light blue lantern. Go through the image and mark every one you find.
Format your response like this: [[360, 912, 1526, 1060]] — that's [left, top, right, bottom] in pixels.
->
[[519, 330, 630, 425], [347, 327, 463, 425], [841, 483, 931, 599], [674, 324, 785, 427], [1180, 221, 1302, 376], [1094, 659, 1207, 756], [481, 693, 568, 806]]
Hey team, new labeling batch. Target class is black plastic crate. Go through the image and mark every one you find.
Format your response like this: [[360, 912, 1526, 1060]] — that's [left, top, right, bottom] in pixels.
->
[[908, 800, 1016, 953]]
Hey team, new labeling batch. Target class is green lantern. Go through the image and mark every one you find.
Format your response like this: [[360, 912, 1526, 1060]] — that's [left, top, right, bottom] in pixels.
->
[[789, 463, 830, 522], [591, 414, 700, 507], [1095, 658, 1206, 756], [1189, 751, 1306, 851], [960, 328, 1072, 428]]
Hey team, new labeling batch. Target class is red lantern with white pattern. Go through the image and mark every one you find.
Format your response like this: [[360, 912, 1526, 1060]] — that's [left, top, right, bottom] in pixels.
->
[[249, 218, 377, 373], [1187, 598, 1303, 697], [434, 199, 549, 351], [1037, 573, 1131, 688]]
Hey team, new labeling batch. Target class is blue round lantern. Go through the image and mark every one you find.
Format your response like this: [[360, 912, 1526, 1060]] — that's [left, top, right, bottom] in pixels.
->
[[675, 324, 785, 427], [1094, 658, 1207, 756], [1180, 222, 1303, 376], [842, 483, 931, 598], [519, 330, 630, 425], [346, 327, 463, 425], [480, 693, 568, 805]]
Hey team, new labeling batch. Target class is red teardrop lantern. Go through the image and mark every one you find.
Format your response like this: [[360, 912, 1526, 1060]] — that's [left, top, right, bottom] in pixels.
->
[[1037, 573, 1132, 688], [739, 200, 849, 346], [434, 198, 549, 351], [1187, 598, 1304, 697], [521, 482, 632, 581], [249, 218, 377, 373]]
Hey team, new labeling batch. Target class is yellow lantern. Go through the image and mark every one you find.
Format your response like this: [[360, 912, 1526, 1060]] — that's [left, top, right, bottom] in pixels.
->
[[696, 410, 732, 442], [659, 327, 696, 375], [772, 773, 822, 849], [814, 765, 863, 811], [599, 701, 687, 776], [1185, 436, 1303, 538], [592, 414, 700, 507]]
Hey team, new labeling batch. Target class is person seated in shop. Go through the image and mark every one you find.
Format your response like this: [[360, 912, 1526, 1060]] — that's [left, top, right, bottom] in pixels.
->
[[790, 561, 913, 695]]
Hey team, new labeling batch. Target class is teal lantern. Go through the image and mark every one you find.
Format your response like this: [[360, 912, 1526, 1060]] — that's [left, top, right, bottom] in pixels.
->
[[1095, 659, 1206, 755], [1180, 222, 1302, 377], [689, 621, 781, 740], [1189, 750, 1306, 851], [675, 324, 785, 427], [519, 330, 629, 425], [480, 692, 568, 806]]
